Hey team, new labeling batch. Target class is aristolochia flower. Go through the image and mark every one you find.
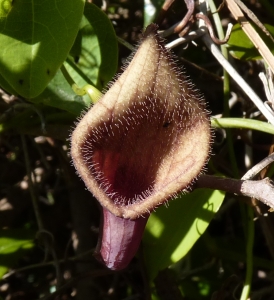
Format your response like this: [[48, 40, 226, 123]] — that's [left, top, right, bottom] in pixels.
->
[[71, 24, 211, 270]]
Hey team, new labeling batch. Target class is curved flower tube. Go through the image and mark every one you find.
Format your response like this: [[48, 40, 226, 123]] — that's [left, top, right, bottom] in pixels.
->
[[94, 208, 148, 270]]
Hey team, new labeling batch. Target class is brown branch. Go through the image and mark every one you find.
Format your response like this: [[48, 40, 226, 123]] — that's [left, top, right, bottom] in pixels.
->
[[155, 0, 175, 25], [174, 0, 195, 34], [197, 175, 274, 210], [160, 0, 195, 37]]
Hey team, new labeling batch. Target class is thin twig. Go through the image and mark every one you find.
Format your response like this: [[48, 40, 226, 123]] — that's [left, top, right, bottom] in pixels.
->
[[242, 153, 274, 180], [198, 0, 274, 125], [21, 135, 63, 287], [165, 28, 206, 48], [2, 249, 95, 279], [37, 230, 62, 288], [155, 0, 175, 25], [21, 134, 44, 231], [201, 32, 274, 125]]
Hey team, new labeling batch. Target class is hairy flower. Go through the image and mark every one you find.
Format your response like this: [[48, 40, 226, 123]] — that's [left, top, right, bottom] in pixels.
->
[[71, 24, 211, 270]]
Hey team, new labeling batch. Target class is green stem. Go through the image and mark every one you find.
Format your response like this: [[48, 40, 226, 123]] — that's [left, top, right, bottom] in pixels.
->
[[60, 65, 102, 103], [21, 135, 44, 231], [208, 0, 239, 178], [240, 206, 254, 300], [21, 136, 63, 286], [208, 4, 253, 298], [117, 36, 135, 51], [211, 117, 274, 135]]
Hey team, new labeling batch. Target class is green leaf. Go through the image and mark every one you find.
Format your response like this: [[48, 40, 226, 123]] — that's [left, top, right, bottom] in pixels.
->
[[66, 2, 118, 90], [143, 189, 225, 279], [0, 229, 35, 279], [0, 72, 18, 96], [31, 2, 118, 115], [31, 69, 91, 115], [227, 23, 274, 60], [0, 0, 85, 98]]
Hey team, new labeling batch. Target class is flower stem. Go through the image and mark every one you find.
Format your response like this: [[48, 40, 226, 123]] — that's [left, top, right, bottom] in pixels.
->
[[240, 205, 254, 300]]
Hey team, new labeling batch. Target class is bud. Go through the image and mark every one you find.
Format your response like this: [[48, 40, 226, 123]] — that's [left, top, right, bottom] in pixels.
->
[[71, 24, 211, 269]]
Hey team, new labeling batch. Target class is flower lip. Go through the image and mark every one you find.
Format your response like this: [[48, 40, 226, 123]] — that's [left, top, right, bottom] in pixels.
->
[[71, 24, 211, 219]]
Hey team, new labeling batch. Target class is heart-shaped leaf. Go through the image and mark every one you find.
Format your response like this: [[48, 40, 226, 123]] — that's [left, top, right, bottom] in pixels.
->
[[0, 0, 85, 98], [30, 2, 118, 115], [66, 2, 118, 91]]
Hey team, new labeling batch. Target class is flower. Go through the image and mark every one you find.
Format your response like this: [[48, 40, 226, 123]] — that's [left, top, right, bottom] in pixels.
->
[[71, 24, 211, 270]]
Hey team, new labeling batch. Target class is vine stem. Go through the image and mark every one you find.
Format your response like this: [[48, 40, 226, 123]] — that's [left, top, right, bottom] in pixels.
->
[[211, 117, 274, 135], [207, 0, 239, 178], [2, 249, 95, 279], [198, 2, 260, 297], [240, 205, 254, 300], [163, 2, 274, 123], [21, 135, 62, 287], [21, 134, 44, 231]]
